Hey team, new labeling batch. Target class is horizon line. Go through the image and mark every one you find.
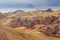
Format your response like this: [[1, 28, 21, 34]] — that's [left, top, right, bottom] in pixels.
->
[[0, 8, 60, 13]]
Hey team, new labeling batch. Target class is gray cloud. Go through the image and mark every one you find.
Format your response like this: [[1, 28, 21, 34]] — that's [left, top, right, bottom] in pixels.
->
[[0, 0, 60, 12]]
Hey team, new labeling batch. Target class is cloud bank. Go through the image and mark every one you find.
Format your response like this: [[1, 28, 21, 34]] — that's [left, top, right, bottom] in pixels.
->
[[0, 0, 60, 12]]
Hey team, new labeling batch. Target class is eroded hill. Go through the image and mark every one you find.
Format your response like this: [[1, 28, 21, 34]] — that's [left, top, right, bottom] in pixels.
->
[[0, 9, 60, 40]]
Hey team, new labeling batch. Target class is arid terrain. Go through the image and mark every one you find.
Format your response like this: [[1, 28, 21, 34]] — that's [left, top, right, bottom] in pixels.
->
[[0, 8, 60, 40]]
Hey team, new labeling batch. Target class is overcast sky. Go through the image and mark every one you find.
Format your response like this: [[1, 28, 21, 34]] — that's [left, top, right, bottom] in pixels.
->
[[0, 0, 60, 12]]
